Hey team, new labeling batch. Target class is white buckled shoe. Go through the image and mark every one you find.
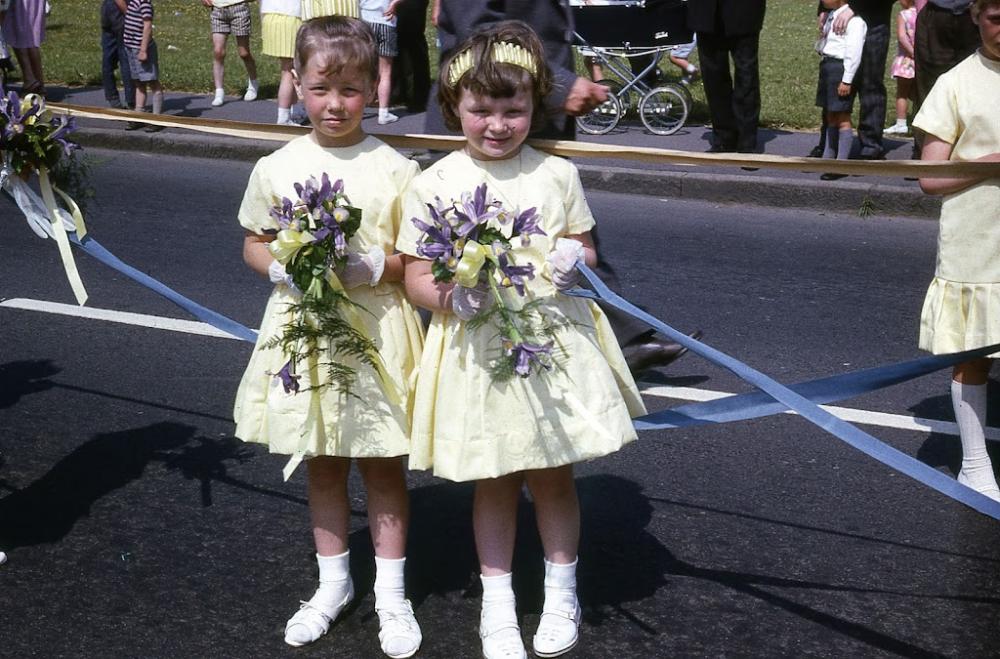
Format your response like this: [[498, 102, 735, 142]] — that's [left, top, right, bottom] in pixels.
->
[[283, 579, 354, 647], [532, 600, 581, 658], [481, 610, 526, 659], [377, 599, 422, 658]]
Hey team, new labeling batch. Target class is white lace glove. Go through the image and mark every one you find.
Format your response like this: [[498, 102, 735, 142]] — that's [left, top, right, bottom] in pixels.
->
[[268, 260, 300, 294], [452, 281, 494, 321], [336, 246, 386, 289], [545, 238, 585, 290]]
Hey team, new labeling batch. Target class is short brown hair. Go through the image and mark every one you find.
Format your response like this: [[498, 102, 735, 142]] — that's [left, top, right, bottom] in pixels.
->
[[294, 16, 378, 85], [973, 0, 1000, 15], [437, 21, 553, 133]]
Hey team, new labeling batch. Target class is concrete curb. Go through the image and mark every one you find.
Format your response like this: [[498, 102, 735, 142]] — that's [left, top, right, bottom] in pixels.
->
[[75, 126, 941, 220]]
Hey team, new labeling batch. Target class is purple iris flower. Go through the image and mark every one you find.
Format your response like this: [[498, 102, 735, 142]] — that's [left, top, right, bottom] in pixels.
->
[[412, 205, 457, 261], [277, 361, 301, 393], [48, 116, 78, 156], [510, 341, 553, 377], [454, 183, 501, 237], [270, 196, 296, 228], [497, 249, 535, 296], [512, 207, 545, 245]]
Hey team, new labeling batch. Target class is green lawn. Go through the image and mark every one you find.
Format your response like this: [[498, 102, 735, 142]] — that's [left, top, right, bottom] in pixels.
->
[[36, 0, 899, 129]]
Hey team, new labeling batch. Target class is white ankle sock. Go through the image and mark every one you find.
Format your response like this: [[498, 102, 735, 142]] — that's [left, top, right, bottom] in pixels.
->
[[952, 381, 1000, 500], [315, 550, 351, 601], [685, 63, 697, 73], [542, 558, 578, 613], [277, 107, 291, 124], [894, 118, 907, 128], [374, 556, 407, 610]]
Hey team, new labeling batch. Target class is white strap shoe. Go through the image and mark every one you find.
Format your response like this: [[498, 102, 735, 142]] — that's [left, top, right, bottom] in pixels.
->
[[283, 579, 354, 647], [532, 600, 581, 658], [377, 600, 422, 658], [481, 609, 526, 659]]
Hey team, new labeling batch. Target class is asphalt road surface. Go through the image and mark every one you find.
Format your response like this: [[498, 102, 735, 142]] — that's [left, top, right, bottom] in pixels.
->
[[1, 149, 997, 658]]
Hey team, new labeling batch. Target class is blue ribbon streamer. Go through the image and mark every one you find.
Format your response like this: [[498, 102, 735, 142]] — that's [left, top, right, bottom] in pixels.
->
[[570, 265, 1000, 521], [70, 234, 259, 344]]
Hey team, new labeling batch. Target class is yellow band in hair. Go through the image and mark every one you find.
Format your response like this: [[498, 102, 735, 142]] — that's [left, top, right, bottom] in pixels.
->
[[447, 41, 538, 88]]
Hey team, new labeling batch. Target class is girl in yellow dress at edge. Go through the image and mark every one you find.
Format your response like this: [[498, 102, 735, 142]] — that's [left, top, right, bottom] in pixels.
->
[[913, 0, 1000, 502], [396, 21, 646, 659], [234, 16, 423, 657]]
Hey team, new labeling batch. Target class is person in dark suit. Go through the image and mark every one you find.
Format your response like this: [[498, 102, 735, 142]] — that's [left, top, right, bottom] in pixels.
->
[[687, 0, 766, 153], [390, 0, 431, 112], [424, 0, 701, 375]]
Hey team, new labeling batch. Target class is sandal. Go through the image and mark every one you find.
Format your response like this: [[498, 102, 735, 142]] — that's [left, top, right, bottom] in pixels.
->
[[531, 601, 581, 658], [376, 600, 422, 658], [480, 611, 526, 659], [283, 580, 354, 647]]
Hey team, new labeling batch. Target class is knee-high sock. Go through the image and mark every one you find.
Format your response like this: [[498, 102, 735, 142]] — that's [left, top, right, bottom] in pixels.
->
[[823, 126, 838, 160], [952, 381, 1000, 500], [837, 128, 853, 160]]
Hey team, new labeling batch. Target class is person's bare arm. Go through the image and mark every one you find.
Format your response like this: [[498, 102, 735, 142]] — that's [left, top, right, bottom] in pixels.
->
[[243, 232, 276, 278], [919, 135, 1000, 196], [381, 253, 405, 283], [139, 17, 152, 61], [898, 12, 914, 59]]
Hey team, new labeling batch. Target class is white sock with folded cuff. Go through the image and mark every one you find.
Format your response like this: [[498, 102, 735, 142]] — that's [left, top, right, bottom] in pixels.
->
[[952, 381, 1000, 501]]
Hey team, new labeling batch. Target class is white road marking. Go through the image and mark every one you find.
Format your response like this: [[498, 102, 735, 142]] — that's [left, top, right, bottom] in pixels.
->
[[0, 297, 254, 341], [639, 384, 1000, 440], [4, 297, 993, 439]]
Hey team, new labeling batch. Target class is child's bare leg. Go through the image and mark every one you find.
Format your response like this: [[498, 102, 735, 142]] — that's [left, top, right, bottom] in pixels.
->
[[525, 465, 581, 657], [134, 81, 148, 110], [951, 359, 998, 500], [235, 34, 258, 100], [358, 457, 421, 658], [277, 57, 295, 123], [211, 32, 227, 93], [285, 456, 354, 647], [474, 473, 525, 659], [377, 55, 398, 124]]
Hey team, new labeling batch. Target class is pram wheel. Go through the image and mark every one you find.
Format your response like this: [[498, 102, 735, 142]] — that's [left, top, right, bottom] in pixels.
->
[[638, 84, 688, 136], [576, 92, 623, 135], [594, 79, 633, 115]]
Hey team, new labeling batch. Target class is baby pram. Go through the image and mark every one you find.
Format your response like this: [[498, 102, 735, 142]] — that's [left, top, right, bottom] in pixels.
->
[[571, 0, 693, 135]]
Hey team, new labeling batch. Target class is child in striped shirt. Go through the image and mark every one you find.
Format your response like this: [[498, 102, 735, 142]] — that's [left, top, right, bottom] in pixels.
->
[[122, 0, 164, 131]]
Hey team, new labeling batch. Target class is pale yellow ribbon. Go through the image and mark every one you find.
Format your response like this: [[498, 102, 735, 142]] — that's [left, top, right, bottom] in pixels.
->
[[37, 168, 88, 306], [454, 240, 488, 288]]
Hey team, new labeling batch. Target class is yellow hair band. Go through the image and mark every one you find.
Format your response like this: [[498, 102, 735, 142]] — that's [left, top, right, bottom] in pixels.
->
[[447, 41, 538, 88]]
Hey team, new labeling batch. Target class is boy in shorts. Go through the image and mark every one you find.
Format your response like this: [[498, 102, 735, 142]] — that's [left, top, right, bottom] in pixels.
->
[[203, 0, 259, 106], [815, 0, 867, 179], [123, 0, 164, 131]]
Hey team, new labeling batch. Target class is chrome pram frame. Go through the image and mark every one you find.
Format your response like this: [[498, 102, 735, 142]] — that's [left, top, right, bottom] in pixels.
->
[[571, 0, 694, 135]]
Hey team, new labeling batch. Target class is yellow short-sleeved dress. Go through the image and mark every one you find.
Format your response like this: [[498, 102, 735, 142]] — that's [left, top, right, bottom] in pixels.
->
[[912, 52, 1000, 355], [395, 146, 647, 482], [261, 0, 358, 59], [235, 135, 424, 461]]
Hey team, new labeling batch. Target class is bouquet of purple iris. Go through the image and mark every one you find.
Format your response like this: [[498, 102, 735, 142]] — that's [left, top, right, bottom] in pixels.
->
[[0, 86, 76, 176], [266, 174, 384, 397], [412, 183, 567, 379]]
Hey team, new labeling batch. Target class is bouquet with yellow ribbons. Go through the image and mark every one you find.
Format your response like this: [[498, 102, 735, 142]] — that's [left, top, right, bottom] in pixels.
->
[[266, 173, 393, 400], [1, 86, 89, 305], [412, 182, 563, 379]]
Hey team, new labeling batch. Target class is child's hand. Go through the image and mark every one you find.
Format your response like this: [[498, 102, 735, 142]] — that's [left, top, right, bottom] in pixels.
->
[[201, 0, 214, 6], [268, 260, 301, 295], [837, 82, 852, 98], [138, 49, 147, 62], [452, 282, 493, 321], [336, 246, 386, 289], [545, 238, 585, 291]]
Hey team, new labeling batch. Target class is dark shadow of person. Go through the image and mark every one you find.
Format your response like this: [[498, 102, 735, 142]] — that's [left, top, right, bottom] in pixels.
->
[[0, 360, 60, 409], [0, 422, 194, 550], [394, 473, 672, 624]]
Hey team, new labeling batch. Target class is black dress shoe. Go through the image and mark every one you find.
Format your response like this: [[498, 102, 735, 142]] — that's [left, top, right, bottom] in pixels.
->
[[820, 172, 847, 181], [706, 143, 735, 153], [808, 145, 824, 158], [855, 150, 886, 161], [623, 330, 704, 376]]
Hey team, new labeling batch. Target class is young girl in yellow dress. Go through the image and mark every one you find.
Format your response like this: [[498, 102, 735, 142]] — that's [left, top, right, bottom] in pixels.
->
[[396, 21, 646, 659], [234, 16, 423, 657], [913, 0, 1000, 501]]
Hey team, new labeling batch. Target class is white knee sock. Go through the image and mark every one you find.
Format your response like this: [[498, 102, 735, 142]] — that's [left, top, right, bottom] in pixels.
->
[[374, 556, 407, 610], [952, 381, 1000, 500], [151, 91, 163, 115]]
